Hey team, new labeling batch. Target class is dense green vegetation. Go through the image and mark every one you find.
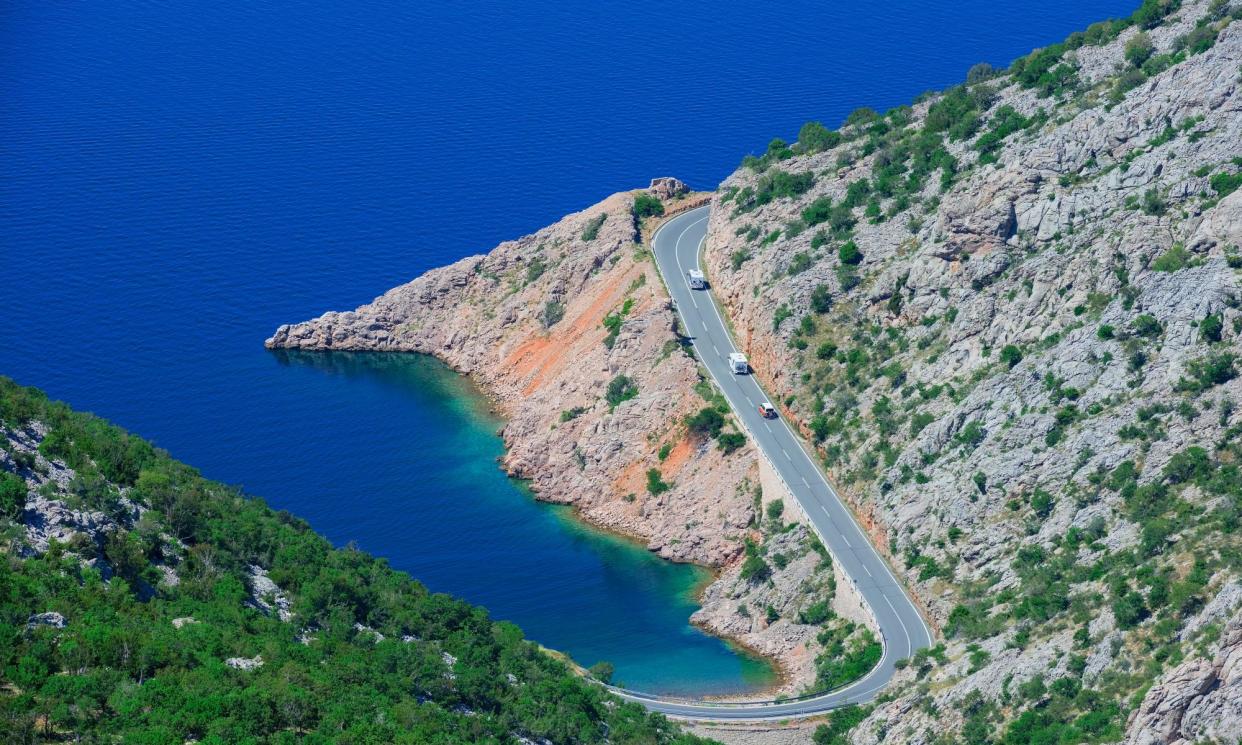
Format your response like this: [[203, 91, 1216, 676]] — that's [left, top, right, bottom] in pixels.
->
[[581, 213, 608, 242], [0, 378, 714, 744], [632, 193, 665, 220], [605, 374, 639, 409]]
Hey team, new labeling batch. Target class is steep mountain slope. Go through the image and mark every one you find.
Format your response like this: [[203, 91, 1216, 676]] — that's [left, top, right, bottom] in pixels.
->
[[698, 0, 1241, 741], [0, 377, 721, 743]]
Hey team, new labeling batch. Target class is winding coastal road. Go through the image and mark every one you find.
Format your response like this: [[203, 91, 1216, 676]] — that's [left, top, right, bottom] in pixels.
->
[[610, 206, 932, 721]]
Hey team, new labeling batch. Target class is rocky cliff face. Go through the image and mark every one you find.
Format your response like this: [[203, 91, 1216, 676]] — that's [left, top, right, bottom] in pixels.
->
[[698, 0, 1242, 741], [266, 184, 838, 694]]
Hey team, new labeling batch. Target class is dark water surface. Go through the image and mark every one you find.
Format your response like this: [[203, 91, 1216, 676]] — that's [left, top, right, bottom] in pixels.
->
[[2, 0, 1134, 694]]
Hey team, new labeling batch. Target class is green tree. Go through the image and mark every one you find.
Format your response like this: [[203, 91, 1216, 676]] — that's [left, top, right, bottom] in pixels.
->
[[810, 284, 833, 313], [632, 193, 665, 219], [1200, 313, 1223, 343], [588, 661, 615, 684], [798, 121, 842, 153], [605, 374, 638, 408], [646, 468, 671, 495], [838, 241, 863, 265], [717, 432, 746, 454], [1124, 31, 1155, 67], [685, 407, 725, 438], [0, 472, 26, 519], [1000, 344, 1023, 369]]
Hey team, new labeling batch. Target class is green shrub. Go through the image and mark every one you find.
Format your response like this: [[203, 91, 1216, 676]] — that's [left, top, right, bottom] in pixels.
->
[[717, 432, 746, 454], [802, 196, 835, 226], [1132, 314, 1163, 337], [657, 442, 673, 461], [740, 540, 771, 581], [925, 86, 981, 140], [560, 407, 587, 422], [1175, 353, 1238, 393], [798, 121, 842, 153], [975, 106, 1043, 163], [581, 213, 608, 241], [1151, 244, 1195, 272], [685, 407, 725, 438], [730, 249, 752, 270], [1201, 313, 1223, 343], [816, 341, 838, 361], [587, 660, 615, 684], [956, 420, 986, 448], [1210, 170, 1242, 198], [733, 169, 816, 212], [836, 266, 859, 291], [525, 256, 547, 283], [813, 705, 872, 745], [966, 62, 997, 84], [773, 304, 793, 331], [838, 241, 863, 265], [605, 374, 638, 408], [645, 468, 671, 495], [0, 472, 26, 519], [808, 286, 833, 315], [543, 300, 565, 328], [1000, 344, 1023, 369], [1124, 31, 1155, 66], [1030, 489, 1055, 519], [799, 600, 833, 625], [1140, 187, 1166, 216], [845, 107, 879, 127], [1132, 0, 1180, 29], [788, 251, 813, 276], [632, 193, 665, 219]]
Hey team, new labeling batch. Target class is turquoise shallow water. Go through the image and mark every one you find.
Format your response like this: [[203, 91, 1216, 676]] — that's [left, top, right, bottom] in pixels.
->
[[262, 350, 776, 695], [1, 0, 1136, 695]]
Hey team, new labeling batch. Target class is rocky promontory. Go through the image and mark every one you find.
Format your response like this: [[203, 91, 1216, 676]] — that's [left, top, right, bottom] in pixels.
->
[[267, 182, 847, 695]]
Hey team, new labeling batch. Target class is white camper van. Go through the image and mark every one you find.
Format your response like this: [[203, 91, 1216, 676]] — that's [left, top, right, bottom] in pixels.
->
[[728, 352, 749, 374], [687, 269, 707, 290]]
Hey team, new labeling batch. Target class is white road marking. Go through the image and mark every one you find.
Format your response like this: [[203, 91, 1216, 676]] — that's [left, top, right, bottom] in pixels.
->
[[801, 477, 809, 487], [712, 345, 720, 356], [885, 595, 913, 653], [863, 564, 874, 577], [781, 448, 791, 461]]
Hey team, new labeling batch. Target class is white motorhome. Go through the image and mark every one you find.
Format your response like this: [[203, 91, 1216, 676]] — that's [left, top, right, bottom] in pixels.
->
[[686, 269, 707, 290], [728, 352, 749, 374]]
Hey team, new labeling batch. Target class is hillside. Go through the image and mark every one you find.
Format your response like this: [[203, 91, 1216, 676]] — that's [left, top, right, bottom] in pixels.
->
[[0, 377, 716, 743], [699, 0, 1242, 741]]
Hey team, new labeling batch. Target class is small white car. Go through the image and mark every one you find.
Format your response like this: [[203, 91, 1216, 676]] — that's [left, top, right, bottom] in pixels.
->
[[728, 352, 749, 374], [687, 269, 707, 289], [758, 402, 777, 419]]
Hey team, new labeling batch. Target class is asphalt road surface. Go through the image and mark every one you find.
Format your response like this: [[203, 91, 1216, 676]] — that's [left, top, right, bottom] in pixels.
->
[[609, 206, 933, 721]]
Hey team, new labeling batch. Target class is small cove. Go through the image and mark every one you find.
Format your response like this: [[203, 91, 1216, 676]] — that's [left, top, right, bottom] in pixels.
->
[[267, 349, 778, 696]]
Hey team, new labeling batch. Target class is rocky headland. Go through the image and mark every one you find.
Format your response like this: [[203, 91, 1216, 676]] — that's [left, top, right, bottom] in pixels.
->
[[266, 182, 849, 696]]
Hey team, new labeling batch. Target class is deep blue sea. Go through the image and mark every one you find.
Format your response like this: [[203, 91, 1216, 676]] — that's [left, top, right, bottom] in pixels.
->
[[2, 0, 1135, 695]]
